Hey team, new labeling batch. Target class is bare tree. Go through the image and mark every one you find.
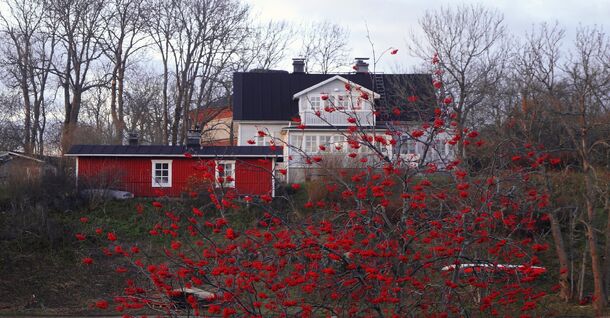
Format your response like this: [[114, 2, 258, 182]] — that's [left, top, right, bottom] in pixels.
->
[[0, 0, 57, 155], [299, 21, 350, 74], [408, 4, 508, 158], [45, 0, 107, 153], [560, 26, 610, 314], [232, 20, 293, 72], [146, 0, 178, 144], [100, 0, 149, 144], [150, 0, 249, 145], [513, 22, 574, 302], [0, 92, 24, 151], [123, 67, 165, 144], [79, 85, 113, 144]]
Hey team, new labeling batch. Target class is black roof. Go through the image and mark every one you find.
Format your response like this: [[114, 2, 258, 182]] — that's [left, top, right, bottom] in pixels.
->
[[233, 72, 435, 122], [65, 145, 283, 158]]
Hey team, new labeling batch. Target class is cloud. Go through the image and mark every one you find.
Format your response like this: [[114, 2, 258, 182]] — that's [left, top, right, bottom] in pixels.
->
[[244, 0, 609, 72]]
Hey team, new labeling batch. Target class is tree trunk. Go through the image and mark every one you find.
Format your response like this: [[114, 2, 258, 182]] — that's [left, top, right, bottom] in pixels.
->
[[61, 53, 72, 154], [583, 160, 607, 314], [109, 63, 120, 143], [604, 196, 610, 300], [21, 81, 33, 154], [579, 240, 587, 303], [548, 212, 572, 301], [61, 91, 82, 153], [161, 38, 170, 145], [117, 62, 126, 143]]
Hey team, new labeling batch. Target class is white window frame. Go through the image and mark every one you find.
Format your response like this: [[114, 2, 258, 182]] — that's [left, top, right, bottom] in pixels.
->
[[255, 136, 270, 146], [336, 94, 350, 110], [318, 135, 332, 151], [308, 95, 322, 111], [399, 136, 417, 155], [215, 160, 236, 188], [332, 135, 347, 152], [304, 135, 317, 153], [289, 134, 303, 149], [151, 160, 172, 188]]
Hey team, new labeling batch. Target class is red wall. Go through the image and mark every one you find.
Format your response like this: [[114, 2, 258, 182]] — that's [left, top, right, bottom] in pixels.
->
[[77, 157, 274, 197]]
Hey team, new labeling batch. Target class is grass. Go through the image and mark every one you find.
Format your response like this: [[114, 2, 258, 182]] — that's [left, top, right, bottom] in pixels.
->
[[1, 184, 609, 316]]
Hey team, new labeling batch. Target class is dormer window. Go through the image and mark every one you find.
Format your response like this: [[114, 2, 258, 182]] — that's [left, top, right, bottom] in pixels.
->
[[336, 95, 350, 109], [309, 96, 321, 110]]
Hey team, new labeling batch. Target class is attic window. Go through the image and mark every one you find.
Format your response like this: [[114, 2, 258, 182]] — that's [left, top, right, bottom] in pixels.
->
[[309, 96, 321, 110], [152, 160, 172, 188], [336, 95, 350, 109]]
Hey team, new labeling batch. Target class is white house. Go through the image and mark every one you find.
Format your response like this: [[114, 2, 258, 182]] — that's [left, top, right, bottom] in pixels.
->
[[232, 58, 453, 183]]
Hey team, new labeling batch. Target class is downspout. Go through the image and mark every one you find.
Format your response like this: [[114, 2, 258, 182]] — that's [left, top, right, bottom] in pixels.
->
[[75, 157, 79, 189]]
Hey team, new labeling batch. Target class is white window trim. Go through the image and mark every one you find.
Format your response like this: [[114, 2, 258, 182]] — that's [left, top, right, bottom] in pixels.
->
[[151, 160, 172, 188], [304, 135, 318, 153], [302, 93, 372, 112], [215, 160, 236, 188]]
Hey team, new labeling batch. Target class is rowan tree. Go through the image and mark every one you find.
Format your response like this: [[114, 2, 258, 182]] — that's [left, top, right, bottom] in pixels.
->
[[75, 53, 556, 317]]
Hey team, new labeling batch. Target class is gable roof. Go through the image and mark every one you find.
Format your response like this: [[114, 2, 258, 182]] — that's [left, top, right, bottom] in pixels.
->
[[0, 151, 46, 163], [65, 145, 283, 158], [233, 72, 435, 122], [292, 75, 380, 99]]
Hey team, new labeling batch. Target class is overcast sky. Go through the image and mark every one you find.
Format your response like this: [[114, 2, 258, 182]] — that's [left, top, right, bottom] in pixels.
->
[[244, 0, 610, 72]]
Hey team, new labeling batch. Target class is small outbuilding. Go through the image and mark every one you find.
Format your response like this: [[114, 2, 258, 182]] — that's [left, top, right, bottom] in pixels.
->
[[0, 151, 57, 185], [65, 145, 282, 197]]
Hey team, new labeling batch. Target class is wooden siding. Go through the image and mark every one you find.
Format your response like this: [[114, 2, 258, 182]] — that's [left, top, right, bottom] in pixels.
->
[[77, 157, 273, 197]]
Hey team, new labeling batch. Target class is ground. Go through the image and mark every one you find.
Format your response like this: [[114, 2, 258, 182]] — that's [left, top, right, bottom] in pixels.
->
[[0, 197, 606, 317]]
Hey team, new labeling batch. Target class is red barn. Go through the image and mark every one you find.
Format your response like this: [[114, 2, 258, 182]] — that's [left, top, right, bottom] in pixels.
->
[[65, 145, 282, 197]]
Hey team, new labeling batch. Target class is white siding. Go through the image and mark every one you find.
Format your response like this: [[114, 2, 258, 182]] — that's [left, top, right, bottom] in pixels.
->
[[237, 123, 287, 146], [298, 79, 375, 127]]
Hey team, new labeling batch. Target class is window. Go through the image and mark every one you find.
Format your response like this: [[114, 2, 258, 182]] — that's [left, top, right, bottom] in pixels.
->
[[304, 135, 317, 153], [336, 95, 350, 109], [435, 140, 447, 157], [318, 135, 331, 150], [323, 95, 336, 108], [152, 160, 172, 187], [399, 136, 417, 155], [375, 140, 389, 154], [332, 135, 346, 152], [215, 160, 235, 188], [290, 134, 303, 149], [256, 136, 270, 146], [309, 96, 321, 110]]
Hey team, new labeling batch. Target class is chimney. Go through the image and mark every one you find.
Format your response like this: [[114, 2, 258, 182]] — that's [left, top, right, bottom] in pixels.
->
[[127, 132, 139, 146], [354, 58, 369, 73], [292, 58, 305, 73], [186, 128, 201, 148]]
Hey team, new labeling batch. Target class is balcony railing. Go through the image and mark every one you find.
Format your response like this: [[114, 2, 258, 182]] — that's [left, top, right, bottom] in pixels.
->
[[300, 110, 375, 126]]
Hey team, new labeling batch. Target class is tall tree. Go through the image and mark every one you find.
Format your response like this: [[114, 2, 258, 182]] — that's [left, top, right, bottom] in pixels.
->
[[299, 21, 350, 74], [514, 22, 573, 302], [146, 0, 177, 144], [45, 0, 106, 153], [408, 4, 508, 158], [232, 20, 293, 72], [150, 0, 249, 145], [0, 0, 56, 155], [560, 26, 609, 314], [100, 0, 149, 144], [123, 67, 165, 144]]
